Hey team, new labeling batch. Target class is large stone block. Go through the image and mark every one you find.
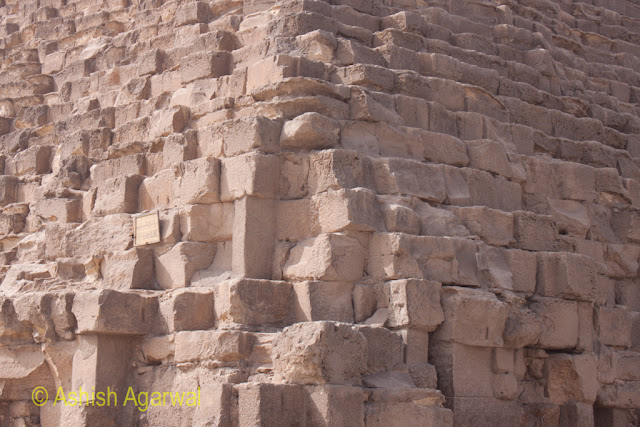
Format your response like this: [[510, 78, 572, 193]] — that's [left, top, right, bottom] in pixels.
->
[[434, 286, 507, 347], [513, 211, 558, 251], [530, 297, 579, 350], [72, 290, 157, 335], [536, 252, 597, 302], [280, 112, 340, 149], [173, 157, 220, 205], [373, 157, 446, 203], [545, 354, 598, 404], [157, 288, 215, 332], [101, 248, 153, 290], [155, 242, 215, 289], [180, 51, 231, 83], [215, 278, 292, 327], [311, 187, 383, 233], [272, 321, 367, 386], [386, 279, 444, 332], [0, 176, 18, 206], [595, 306, 632, 348], [92, 174, 143, 216], [232, 196, 276, 279], [179, 203, 233, 242], [293, 281, 354, 323], [219, 116, 281, 156], [283, 233, 365, 282], [6, 145, 51, 176], [309, 149, 373, 193], [174, 330, 254, 362], [220, 153, 279, 201]]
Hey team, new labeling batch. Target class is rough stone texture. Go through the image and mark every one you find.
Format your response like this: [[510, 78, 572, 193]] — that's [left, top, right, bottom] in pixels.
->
[[0, 0, 638, 425]]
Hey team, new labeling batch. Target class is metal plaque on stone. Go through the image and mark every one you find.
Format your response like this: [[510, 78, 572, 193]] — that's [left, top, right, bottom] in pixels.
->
[[134, 211, 160, 246]]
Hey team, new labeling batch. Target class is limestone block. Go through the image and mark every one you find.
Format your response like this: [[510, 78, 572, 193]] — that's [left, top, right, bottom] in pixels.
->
[[435, 286, 507, 347], [460, 168, 522, 212], [232, 196, 276, 279], [547, 199, 591, 238], [380, 202, 421, 234], [337, 63, 395, 91], [449, 397, 525, 427], [309, 149, 372, 193], [6, 145, 51, 176], [408, 363, 438, 388], [277, 199, 311, 241], [272, 321, 367, 385], [179, 203, 233, 242], [545, 354, 598, 404], [173, 157, 220, 205], [530, 297, 579, 350], [138, 169, 175, 211], [149, 106, 189, 139], [0, 176, 18, 206], [280, 112, 340, 149], [595, 306, 632, 348], [64, 214, 134, 258], [181, 51, 231, 84], [72, 290, 157, 335], [422, 131, 469, 167], [220, 153, 279, 201], [279, 152, 309, 200], [373, 157, 446, 203], [162, 131, 197, 167], [451, 206, 514, 246], [466, 139, 512, 178], [237, 383, 364, 427], [350, 87, 403, 124], [71, 334, 131, 401], [554, 161, 597, 202], [236, 383, 307, 427], [138, 48, 163, 76], [386, 279, 444, 332], [215, 278, 292, 327], [34, 198, 82, 223], [502, 307, 542, 348], [312, 187, 383, 233], [536, 252, 597, 302], [92, 174, 143, 216], [443, 165, 472, 205], [283, 233, 365, 282], [594, 407, 639, 426], [400, 328, 430, 364], [293, 281, 354, 323], [90, 154, 146, 187], [220, 116, 280, 156], [155, 242, 215, 289], [513, 211, 558, 251], [12, 292, 75, 341], [366, 400, 453, 427], [500, 249, 536, 293], [175, 1, 209, 26], [101, 248, 153, 290], [158, 288, 215, 332], [430, 341, 495, 399], [414, 203, 470, 238], [174, 330, 254, 362], [355, 325, 403, 373]]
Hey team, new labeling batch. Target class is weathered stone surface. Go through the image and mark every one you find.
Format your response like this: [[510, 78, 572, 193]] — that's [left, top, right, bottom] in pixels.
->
[[1, 0, 640, 425], [435, 287, 508, 347], [272, 322, 367, 386]]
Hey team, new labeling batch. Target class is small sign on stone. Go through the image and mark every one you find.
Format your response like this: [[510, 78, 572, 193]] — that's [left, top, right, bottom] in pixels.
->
[[134, 211, 160, 246]]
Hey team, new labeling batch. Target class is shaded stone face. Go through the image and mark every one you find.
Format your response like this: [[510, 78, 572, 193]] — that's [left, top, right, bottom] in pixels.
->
[[0, 0, 639, 426]]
